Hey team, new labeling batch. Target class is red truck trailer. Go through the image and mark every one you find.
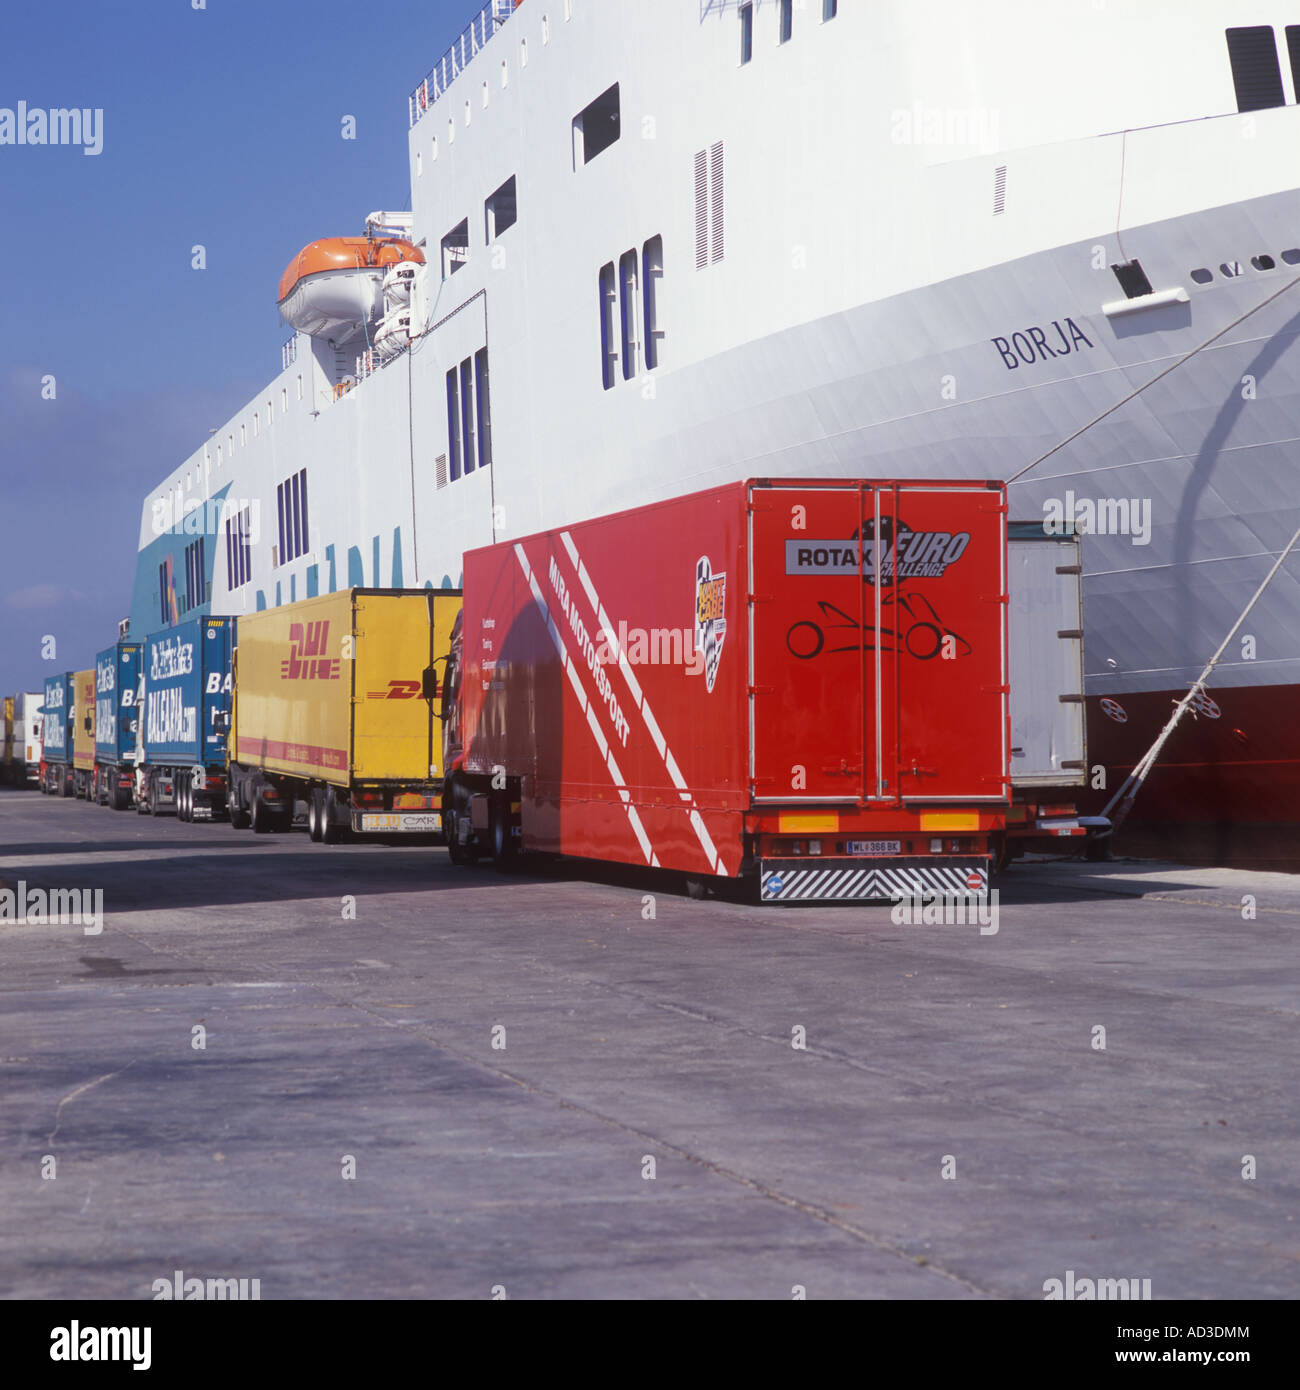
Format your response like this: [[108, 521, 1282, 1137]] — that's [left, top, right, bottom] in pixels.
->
[[442, 478, 1010, 901]]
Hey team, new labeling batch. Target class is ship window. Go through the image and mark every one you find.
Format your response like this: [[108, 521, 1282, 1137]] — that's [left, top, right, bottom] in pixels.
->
[[1220, 260, 1243, 278], [542, 15, 550, 45], [225, 508, 251, 590], [253, 412, 259, 437], [184, 539, 205, 613], [296, 375, 302, 401], [710, 141, 725, 263], [461, 358, 476, 475], [432, 135, 439, 161], [475, 349, 492, 472], [441, 219, 469, 279], [598, 261, 617, 389], [416, 151, 423, 178], [267, 399, 273, 425], [574, 83, 620, 168], [1288, 27, 1300, 100], [643, 236, 664, 371], [482, 80, 489, 108], [1225, 27, 1285, 112], [240, 423, 246, 447], [739, 4, 753, 64], [619, 250, 639, 381], [486, 176, 518, 241], [276, 468, 310, 564], [1190, 267, 1213, 285], [1111, 260, 1153, 299], [823, 0, 837, 19], [501, 60, 509, 88], [1282, 249, 1300, 265], [521, 37, 528, 67], [228, 433, 234, 455], [464, 99, 472, 127], [448, 117, 455, 146], [1251, 254, 1276, 271], [778, 0, 792, 44], [159, 564, 169, 625], [216, 444, 222, 467], [282, 388, 288, 412], [446, 369, 462, 480]]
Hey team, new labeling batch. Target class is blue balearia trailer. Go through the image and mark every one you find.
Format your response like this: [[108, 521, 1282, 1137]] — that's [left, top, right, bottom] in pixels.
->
[[39, 671, 74, 797], [94, 641, 142, 810], [137, 616, 235, 821]]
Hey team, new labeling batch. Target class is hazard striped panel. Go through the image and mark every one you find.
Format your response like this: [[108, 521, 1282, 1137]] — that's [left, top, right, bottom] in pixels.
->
[[760, 859, 989, 902]]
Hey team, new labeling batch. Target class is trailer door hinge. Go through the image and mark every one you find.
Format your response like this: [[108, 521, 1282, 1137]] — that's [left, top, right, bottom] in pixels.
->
[[1058, 694, 1085, 704], [1057, 629, 1084, 640], [1056, 565, 1083, 575]]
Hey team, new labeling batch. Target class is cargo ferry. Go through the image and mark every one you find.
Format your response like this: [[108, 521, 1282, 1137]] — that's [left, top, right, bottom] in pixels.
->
[[130, 0, 1300, 864]]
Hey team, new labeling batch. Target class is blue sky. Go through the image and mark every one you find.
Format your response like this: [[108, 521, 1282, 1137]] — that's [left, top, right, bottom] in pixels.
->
[[0, 0, 474, 692]]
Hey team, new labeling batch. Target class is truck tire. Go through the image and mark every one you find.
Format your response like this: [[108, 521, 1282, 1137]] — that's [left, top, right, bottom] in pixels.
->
[[308, 788, 325, 843], [111, 781, 130, 812], [443, 780, 477, 865], [250, 792, 273, 834], [490, 795, 516, 866], [229, 781, 251, 830], [321, 788, 345, 844], [136, 774, 150, 814]]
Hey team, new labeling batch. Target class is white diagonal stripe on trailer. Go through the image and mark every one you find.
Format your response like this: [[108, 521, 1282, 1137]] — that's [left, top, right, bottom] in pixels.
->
[[844, 870, 873, 898], [795, 868, 832, 900], [814, 869, 851, 899], [514, 544, 654, 867], [558, 530, 722, 875]]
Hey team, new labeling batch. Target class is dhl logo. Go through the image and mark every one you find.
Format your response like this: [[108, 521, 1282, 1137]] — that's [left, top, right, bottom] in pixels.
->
[[365, 678, 436, 700], [281, 621, 341, 681], [696, 576, 726, 624]]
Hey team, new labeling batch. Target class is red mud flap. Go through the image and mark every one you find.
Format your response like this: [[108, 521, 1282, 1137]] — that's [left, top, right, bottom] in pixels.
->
[[759, 857, 990, 903]]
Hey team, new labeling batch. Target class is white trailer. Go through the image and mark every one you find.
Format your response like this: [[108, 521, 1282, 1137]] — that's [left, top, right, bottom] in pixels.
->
[[13, 691, 43, 787], [1004, 523, 1108, 858]]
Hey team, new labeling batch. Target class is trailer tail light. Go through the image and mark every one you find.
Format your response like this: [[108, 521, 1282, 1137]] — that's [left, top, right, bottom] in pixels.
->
[[353, 790, 384, 809], [261, 787, 281, 801]]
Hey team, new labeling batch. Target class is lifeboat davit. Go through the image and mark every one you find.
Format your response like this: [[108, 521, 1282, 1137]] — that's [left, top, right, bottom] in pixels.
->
[[277, 237, 425, 341]]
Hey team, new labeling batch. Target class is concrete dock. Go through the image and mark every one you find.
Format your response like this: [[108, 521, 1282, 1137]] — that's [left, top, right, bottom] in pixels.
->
[[2, 789, 1296, 1300]]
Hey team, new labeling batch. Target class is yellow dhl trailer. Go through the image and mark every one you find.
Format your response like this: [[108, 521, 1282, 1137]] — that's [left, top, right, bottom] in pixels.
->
[[71, 668, 97, 799], [226, 588, 462, 840]]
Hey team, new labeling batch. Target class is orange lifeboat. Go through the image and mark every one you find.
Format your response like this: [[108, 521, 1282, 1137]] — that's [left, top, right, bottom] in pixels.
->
[[277, 237, 425, 341]]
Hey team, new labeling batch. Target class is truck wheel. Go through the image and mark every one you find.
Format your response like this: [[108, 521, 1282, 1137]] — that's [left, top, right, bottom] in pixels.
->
[[321, 788, 345, 844], [229, 782, 251, 830], [308, 789, 324, 842], [490, 796, 516, 866], [111, 782, 129, 812], [251, 792, 273, 834], [177, 782, 188, 822]]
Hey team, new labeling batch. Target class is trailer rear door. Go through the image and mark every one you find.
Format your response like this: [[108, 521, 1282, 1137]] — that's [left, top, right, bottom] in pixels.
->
[[748, 481, 1008, 806]]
